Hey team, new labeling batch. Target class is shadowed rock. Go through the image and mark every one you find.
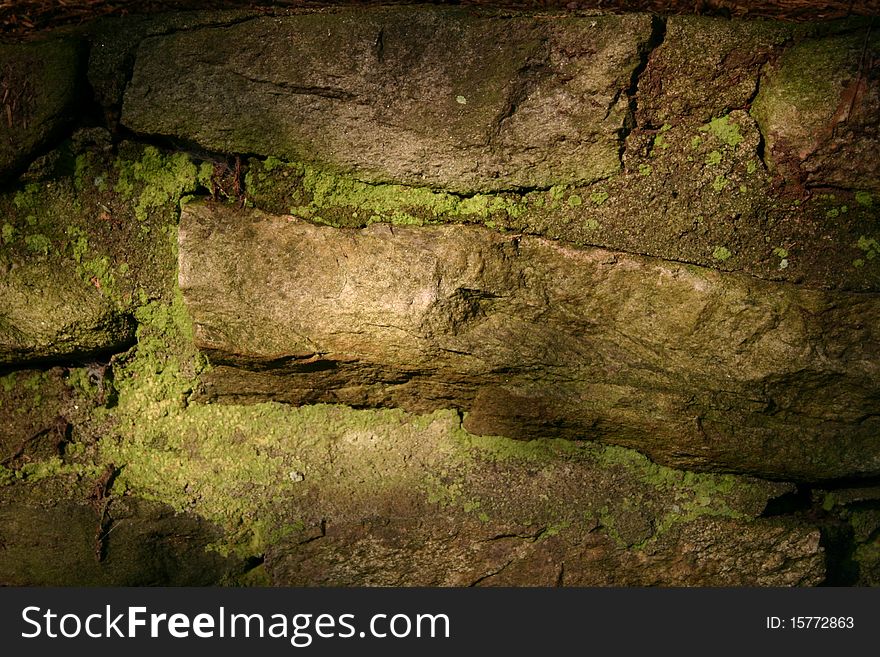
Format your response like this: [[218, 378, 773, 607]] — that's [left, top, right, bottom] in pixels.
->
[[179, 202, 880, 481], [0, 38, 82, 180], [121, 8, 653, 193]]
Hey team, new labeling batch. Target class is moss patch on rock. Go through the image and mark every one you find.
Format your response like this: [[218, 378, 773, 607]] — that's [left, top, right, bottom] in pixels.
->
[[1, 288, 813, 583], [241, 108, 878, 292], [0, 141, 208, 365]]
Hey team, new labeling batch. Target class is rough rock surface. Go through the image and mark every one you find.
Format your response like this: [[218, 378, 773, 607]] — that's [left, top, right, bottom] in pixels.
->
[[230, 408, 820, 587], [751, 27, 880, 192], [180, 203, 880, 482], [121, 8, 653, 193], [0, 38, 82, 180], [271, 515, 822, 586], [0, 261, 134, 365], [244, 112, 880, 293], [0, 142, 197, 365], [636, 16, 793, 127], [0, 359, 823, 586], [0, 491, 247, 585]]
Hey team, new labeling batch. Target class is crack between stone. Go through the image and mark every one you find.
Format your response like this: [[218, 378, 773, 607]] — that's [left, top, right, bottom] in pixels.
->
[[113, 14, 270, 108], [136, 13, 268, 40], [228, 71, 357, 101], [618, 15, 668, 164], [467, 559, 513, 587], [515, 230, 880, 298], [749, 64, 770, 172], [485, 39, 551, 150]]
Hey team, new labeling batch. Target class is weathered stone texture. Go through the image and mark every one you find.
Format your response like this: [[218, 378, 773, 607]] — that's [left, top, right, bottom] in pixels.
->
[[121, 9, 652, 193], [636, 16, 793, 127], [180, 203, 880, 481], [752, 28, 880, 192], [0, 494, 247, 586], [83, 10, 260, 130], [270, 516, 822, 587], [0, 38, 82, 179], [0, 400, 822, 586], [248, 409, 821, 587], [0, 263, 134, 365]]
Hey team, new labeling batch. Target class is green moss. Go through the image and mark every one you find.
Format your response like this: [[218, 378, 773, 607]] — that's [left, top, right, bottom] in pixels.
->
[[712, 175, 729, 192], [638, 164, 652, 176], [9, 456, 102, 485], [652, 133, 669, 154], [589, 191, 609, 206], [24, 233, 51, 256], [246, 157, 528, 227], [567, 195, 583, 207], [705, 150, 722, 166], [539, 521, 570, 539], [699, 114, 744, 148], [596, 445, 752, 547], [712, 245, 732, 261], [854, 236, 879, 266], [773, 247, 788, 258], [454, 426, 583, 463], [747, 161, 757, 174], [114, 146, 202, 222], [855, 191, 873, 207], [2, 222, 14, 242], [73, 153, 89, 192], [1, 372, 16, 393], [857, 235, 879, 254]]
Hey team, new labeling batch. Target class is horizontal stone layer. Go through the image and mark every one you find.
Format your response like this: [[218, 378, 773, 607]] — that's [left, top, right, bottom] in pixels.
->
[[180, 203, 880, 481], [121, 9, 652, 193]]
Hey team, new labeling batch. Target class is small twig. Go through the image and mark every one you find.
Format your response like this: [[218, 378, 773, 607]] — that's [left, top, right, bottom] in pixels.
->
[[90, 464, 119, 562]]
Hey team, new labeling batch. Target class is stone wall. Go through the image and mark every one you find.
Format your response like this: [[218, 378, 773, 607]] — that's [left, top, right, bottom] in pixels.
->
[[0, 6, 878, 586]]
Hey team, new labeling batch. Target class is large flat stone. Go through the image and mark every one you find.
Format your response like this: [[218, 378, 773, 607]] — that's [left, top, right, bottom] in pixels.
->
[[179, 203, 880, 481], [121, 8, 652, 193]]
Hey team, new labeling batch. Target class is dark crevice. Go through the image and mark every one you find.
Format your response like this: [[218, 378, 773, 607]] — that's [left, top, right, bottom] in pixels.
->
[[241, 553, 265, 572], [747, 66, 769, 171], [804, 474, 880, 490], [0, 333, 137, 378], [229, 71, 358, 101], [761, 484, 813, 517], [818, 520, 860, 586], [618, 15, 667, 163], [486, 39, 550, 148], [374, 27, 385, 63], [467, 560, 513, 587], [298, 519, 328, 545], [759, 482, 874, 586]]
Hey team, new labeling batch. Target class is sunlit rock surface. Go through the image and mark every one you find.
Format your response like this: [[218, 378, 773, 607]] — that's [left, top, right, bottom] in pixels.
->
[[121, 9, 653, 193], [180, 202, 880, 481]]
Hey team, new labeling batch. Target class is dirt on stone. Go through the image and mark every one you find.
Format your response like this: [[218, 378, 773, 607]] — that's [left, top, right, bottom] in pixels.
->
[[1, 1, 877, 35]]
